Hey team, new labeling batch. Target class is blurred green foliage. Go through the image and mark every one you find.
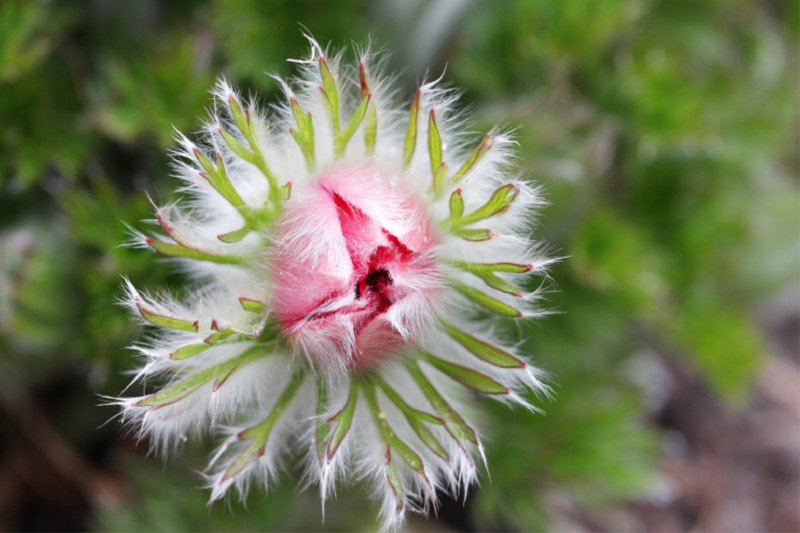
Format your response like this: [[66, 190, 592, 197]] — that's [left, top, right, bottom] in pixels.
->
[[0, 0, 796, 531]]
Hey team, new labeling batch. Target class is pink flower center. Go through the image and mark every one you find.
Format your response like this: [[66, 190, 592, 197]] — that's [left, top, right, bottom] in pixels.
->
[[271, 168, 441, 370]]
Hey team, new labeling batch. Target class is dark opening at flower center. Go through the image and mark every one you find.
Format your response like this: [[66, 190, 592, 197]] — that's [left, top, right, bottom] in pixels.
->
[[356, 268, 393, 301]]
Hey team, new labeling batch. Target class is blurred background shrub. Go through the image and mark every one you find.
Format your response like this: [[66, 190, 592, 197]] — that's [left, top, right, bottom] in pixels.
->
[[0, 0, 797, 531]]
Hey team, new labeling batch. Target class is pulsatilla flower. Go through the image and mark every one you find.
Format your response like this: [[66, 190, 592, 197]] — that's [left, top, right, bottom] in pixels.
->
[[116, 38, 553, 530]]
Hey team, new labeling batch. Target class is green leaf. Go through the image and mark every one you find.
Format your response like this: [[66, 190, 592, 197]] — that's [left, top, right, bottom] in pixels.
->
[[219, 128, 258, 166], [407, 360, 479, 449], [315, 378, 329, 464], [446, 184, 518, 229], [432, 161, 449, 198], [440, 320, 525, 369], [204, 327, 241, 345], [336, 93, 371, 157], [452, 133, 493, 183], [319, 56, 339, 133], [136, 346, 268, 407], [373, 375, 449, 461], [228, 95, 250, 138], [224, 367, 306, 480], [170, 343, 210, 360], [146, 239, 245, 265], [224, 95, 280, 199], [427, 109, 443, 175], [217, 224, 251, 243], [454, 261, 531, 296], [452, 228, 495, 241], [289, 97, 315, 170], [138, 305, 197, 332], [449, 189, 464, 219], [450, 280, 521, 317], [360, 62, 377, 156], [421, 352, 509, 395], [403, 89, 421, 168], [238, 297, 265, 313], [326, 382, 358, 461], [362, 382, 425, 474], [385, 450, 404, 513], [278, 182, 292, 200], [194, 149, 247, 208]]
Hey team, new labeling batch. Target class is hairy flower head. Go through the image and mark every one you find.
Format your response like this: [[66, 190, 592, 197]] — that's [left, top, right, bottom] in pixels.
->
[[115, 37, 554, 530]]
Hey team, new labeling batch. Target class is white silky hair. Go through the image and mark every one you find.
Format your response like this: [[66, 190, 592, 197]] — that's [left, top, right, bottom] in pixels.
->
[[115, 35, 554, 531]]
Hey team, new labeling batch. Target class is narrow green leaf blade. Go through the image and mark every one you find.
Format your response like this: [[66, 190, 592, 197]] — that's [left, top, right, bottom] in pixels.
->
[[204, 327, 239, 345], [407, 360, 479, 448], [450, 184, 518, 228], [319, 57, 339, 132], [228, 95, 250, 138], [217, 224, 251, 243], [386, 450, 404, 513], [432, 161, 448, 198], [326, 382, 358, 461], [359, 61, 378, 156], [451, 280, 522, 317], [452, 228, 495, 241], [315, 378, 329, 464], [219, 128, 257, 166], [337, 94, 371, 157], [452, 134, 492, 183], [452, 262, 531, 295], [427, 109, 442, 175], [238, 297, 265, 313], [136, 347, 263, 407], [448, 189, 464, 219], [138, 305, 197, 332], [422, 352, 509, 395], [373, 375, 448, 461], [440, 321, 525, 369], [402, 89, 421, 168], [170, 343, 210, 360], [223, 367, 305, 480], [222, 438, 263, 481], [146, 239, 244, 265]]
